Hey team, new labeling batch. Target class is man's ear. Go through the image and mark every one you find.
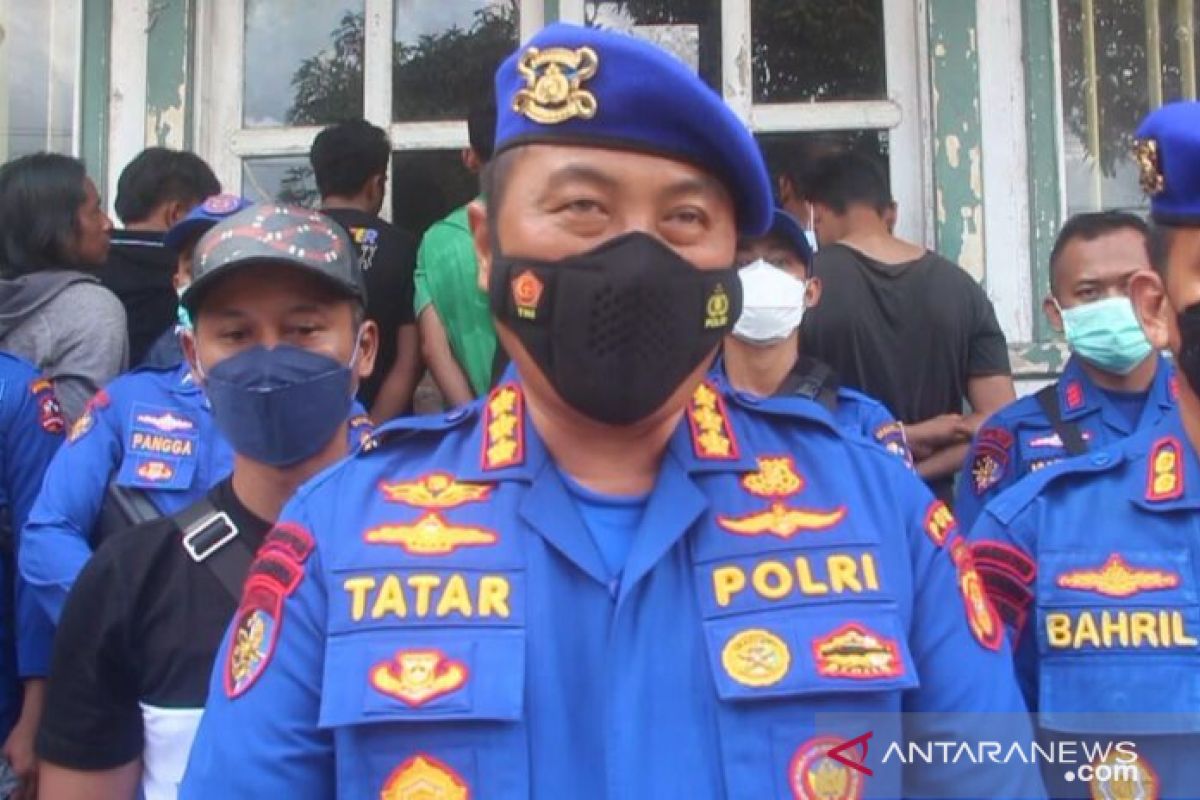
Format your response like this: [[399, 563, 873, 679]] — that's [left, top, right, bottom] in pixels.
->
[[804, 275, 823, 309], [1129, 269, 1170, 350], [353, 318, 380, 381], [468, 199, 492, 294], [164, 200, 189, 229], [180, 327, 202, 384], [1043, 295, 1065, 334]]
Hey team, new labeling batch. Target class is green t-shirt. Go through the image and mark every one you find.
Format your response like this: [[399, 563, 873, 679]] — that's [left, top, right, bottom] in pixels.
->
[[414, 204, 497, 397]]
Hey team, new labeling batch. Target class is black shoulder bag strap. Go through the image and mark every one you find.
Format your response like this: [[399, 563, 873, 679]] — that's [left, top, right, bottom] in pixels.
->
[[1034, 384, 1089, 457], [173, 497, 255, 602], [780, 355, 840, 414]]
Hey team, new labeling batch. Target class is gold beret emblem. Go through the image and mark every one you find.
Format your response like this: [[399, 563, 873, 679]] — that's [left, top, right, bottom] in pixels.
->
[[513, 46, 599, 125], [1134, 138, 1166, 196]]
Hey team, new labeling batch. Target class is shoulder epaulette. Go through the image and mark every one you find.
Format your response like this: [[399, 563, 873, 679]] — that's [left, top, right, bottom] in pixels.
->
[[356, 404, 480, 456]]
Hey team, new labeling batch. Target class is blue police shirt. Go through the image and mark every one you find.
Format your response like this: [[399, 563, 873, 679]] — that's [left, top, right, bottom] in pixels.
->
[[560, 471, 648, 579], [181, 377, 1041, 799], [0, 353, 62, 736], [19, 361, 375, 625], [954, 353, 1175, 530], [968, 407, 1200, 798]]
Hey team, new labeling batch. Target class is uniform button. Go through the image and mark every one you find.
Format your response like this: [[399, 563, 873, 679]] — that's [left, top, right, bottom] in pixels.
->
[[445, 407, 469, 423], [1091, 453, 1110, 466]]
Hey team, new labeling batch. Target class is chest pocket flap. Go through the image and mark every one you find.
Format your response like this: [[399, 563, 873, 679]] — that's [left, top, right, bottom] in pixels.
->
[[1037, 548, 1200, 733], [319, 628, 525, 728]]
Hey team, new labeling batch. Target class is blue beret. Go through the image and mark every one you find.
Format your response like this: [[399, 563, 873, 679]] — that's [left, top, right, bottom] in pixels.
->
[[763, 209, 814, 267], [164, 194, 253, 252], [494, 23, 772, 236], [1135, 101, 1200, 225]]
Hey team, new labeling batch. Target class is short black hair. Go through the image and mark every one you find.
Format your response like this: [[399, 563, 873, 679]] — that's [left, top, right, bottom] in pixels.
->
[[310, 119, 391, 199], [113, 147, 220, 226], [0, 152, 89, 276], [803, 152, 892, 215], [1049, 211, 1152, 292], [467, 99, 497, 163]]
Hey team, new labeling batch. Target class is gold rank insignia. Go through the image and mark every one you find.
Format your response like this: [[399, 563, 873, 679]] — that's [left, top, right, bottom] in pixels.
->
[[381, 754, 469, 800], [1146, 437, 1184, 502], [718, 455, 847, 539], [687, 382, 739, 460], [365, 512, 498, 556], [741, 455, 804, 498], [513, 46, 599, 125], [789, 736, 865, 800], [1089, 750, 1159, 800], [380, 472, 493, 510], [482, 383, 525, 470], [1134, 138, 1166, 197], [721, 628, 791, 688], [814, 623, 903, 680], [1056, 553, 1179, 599], [370, 649, 468, 707]]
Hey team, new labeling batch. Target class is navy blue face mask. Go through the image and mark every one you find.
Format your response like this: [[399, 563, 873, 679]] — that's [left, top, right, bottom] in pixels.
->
[[199, 343, 356, 467]]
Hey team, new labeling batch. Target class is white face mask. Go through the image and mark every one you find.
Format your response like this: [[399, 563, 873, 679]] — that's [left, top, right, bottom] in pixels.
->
[[732, 259, 808, 345]]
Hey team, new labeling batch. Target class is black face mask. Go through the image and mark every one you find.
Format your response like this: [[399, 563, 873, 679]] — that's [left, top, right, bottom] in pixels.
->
[[489, 231, 741, 425], [1176, 303, 1200, 394]]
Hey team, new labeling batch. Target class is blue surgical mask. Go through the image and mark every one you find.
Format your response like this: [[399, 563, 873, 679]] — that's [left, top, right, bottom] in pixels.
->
[[198, 343, 356, 467], [1058, 296, 1153, 375]]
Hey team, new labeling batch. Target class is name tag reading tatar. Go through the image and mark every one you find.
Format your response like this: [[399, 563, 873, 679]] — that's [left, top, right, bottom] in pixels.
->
[[343, 573, 512, 621]]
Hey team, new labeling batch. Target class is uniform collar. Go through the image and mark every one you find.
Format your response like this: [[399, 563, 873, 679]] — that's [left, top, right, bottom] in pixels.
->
[[1057, 353, 1176, 428], [173, 361, 204, 397], [1129, 408, 1200, 512]]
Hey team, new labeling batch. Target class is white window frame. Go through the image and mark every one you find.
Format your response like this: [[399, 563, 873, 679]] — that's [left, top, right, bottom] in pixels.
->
[[194, 0, 546, 216], [560, 0, 932, 246]]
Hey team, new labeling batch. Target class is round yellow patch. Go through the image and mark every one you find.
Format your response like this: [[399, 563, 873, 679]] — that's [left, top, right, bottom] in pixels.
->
[[1089, 750, 1158, 800], [721, 628, 791, 688]]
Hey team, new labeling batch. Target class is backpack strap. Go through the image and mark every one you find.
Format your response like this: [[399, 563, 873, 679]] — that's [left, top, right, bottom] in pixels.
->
[[1034, 384, 1089, 457]]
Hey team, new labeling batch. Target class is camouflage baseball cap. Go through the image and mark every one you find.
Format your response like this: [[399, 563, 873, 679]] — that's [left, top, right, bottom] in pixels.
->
[[182, 204, 365, 312]]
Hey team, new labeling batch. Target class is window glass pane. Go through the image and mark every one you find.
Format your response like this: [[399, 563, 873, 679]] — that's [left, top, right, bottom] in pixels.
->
[[756, 130, 890, 216], [0, 1, 81, 159], [584, 0, 721, 89], [1058, 0, 1199, 215], [243, 0, 364, 128], [242, 157, 318, 207], [391, 150, 479, 237], [392, 1, 518, 121], [751, 0, 887, 103]]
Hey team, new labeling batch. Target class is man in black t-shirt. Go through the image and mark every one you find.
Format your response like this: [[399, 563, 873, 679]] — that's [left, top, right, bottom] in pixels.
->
[[36, 205, 379, 799], [312, 119, 421, 422], [97, 148, 221, 367], [800, 152, 1015, 504]]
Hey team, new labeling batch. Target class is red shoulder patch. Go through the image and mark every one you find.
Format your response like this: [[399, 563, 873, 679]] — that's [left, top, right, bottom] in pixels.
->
[[970, 427, 1013, 495], [30, 378, 64, 435], [224, 522, 315, 699], [950, 538, 1004, 651], [971, 541, 1036, 639], [1064, 381, 1084, 411]]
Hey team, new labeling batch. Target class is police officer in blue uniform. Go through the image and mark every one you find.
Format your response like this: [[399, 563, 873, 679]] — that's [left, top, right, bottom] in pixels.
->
[[954, 211, 1175, 530], [19, 196, 377, 625], [718, 207, 912, 464], [0, 354, 62, 799], [182, 25, 1041, 799], [968, 101, 1200, 799]]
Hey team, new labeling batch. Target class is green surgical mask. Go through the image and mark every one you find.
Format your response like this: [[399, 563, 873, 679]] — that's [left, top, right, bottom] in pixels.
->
[[1058, 296, 1152, 375]]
